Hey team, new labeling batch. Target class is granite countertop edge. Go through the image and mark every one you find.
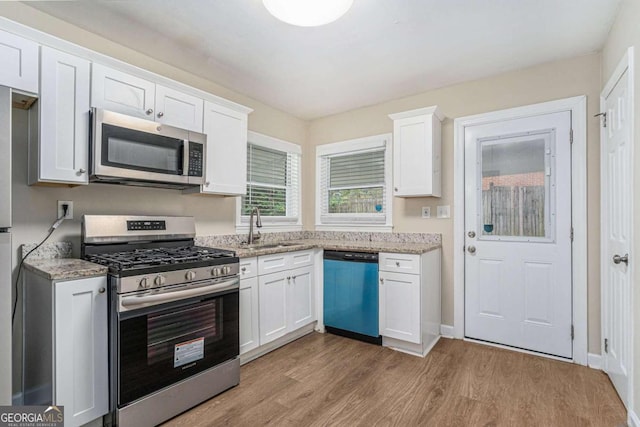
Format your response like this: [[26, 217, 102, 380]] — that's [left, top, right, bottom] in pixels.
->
[[24, 258, 109, 281], [223, 239, 442, 258]]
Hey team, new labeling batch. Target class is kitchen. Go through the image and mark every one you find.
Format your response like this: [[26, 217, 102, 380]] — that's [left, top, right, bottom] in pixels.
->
[[0, 0, 638, 426]]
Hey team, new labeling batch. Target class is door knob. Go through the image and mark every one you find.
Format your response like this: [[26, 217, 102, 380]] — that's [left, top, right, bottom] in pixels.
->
[[467, 231, 476, 238], [467, 245, 476, 254], [613, 253, 629, 265], [99, 288, 106, 294]]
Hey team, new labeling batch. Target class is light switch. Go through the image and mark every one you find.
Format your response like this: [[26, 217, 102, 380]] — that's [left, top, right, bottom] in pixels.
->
[[421, 207, 431, 218], [437, 205, 450, 218]]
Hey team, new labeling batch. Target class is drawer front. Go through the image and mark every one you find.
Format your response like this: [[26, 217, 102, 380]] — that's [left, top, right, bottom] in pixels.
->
[[258, 253, 289, 275], [379, 253, 420, 274], [290, 250, 314, 269], [239, 257, 258, 279]]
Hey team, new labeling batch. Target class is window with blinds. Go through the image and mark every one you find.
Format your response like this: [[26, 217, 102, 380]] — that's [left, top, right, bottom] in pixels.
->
[[317, 134, 392, 227], [241, 143, 300, 221]]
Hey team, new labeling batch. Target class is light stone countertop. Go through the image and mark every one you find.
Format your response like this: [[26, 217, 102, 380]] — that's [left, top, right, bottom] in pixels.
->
[[24, 258, 108, 281], [220, 239, 442, 258]]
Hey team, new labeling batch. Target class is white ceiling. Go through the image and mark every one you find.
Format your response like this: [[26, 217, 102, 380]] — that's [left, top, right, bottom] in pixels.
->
[[26, 0, 620, 120]]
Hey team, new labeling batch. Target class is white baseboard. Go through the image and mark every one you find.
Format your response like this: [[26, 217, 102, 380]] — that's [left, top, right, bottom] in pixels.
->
[[629, 409, 640, 427], [440, 324, 455, 338], [587, 353, 602, 370]]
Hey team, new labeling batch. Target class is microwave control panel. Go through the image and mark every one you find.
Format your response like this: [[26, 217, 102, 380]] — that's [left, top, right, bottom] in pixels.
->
[[188, 142, 204, 177]]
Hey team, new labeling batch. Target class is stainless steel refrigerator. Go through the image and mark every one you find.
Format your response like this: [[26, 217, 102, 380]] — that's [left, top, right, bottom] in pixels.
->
[[0, 86, 13, 405]]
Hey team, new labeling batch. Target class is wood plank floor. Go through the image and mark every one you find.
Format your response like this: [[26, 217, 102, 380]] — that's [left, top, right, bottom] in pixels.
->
[[163, 333, 626, 427]]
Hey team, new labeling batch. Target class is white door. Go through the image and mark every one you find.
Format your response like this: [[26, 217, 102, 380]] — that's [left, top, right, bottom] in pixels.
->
[[258, 271, 288, 344], [601, 56, 633, 407], [289, 265, 314, 330], [379, 271, 421, 344], [155, 85, 204, 132], [0, 28, 38, 93], [91, 63, 155, 119], [239, 276, 259, 354], [464, 111, 573, 358]]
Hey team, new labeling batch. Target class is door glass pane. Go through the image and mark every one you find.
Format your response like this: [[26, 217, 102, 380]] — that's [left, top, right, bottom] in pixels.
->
[[480, 136, 548, 238]]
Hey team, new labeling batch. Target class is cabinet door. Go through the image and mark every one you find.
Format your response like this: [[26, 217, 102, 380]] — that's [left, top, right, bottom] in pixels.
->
[[91, 63, 155, 119], [54, 276, 108, 427], [392, 113, 441, 197], [155, 85, 203, 132], [258, 271, 288, 345], [289, 265, 315, 330], [201, 101, 248, 195], [37, 47, 90, 184], [379, 271, 421, 344], [0, 29, 38, 93], [239, 276, 260, 354]]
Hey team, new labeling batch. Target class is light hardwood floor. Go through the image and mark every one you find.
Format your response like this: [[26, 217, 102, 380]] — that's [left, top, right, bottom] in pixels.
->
[[164, 333, 626, 427]]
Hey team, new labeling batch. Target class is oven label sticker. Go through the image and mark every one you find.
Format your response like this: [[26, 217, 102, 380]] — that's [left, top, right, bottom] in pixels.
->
[[174, 337, 204, 368]]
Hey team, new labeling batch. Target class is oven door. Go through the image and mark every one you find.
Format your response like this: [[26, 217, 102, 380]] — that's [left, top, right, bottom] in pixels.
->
[[92, 108, 194, 186], [116, 280, 239, 407]]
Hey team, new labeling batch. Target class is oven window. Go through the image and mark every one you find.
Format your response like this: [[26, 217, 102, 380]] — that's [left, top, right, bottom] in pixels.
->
[[102, 124, 184, 175], [118, 291, 239, 406]]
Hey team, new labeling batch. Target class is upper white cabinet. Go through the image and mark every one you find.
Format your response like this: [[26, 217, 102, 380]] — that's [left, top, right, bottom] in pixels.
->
[[30, 46, 90, 185], [155, 84, 203, 132], [200, 101, 248, 195], [91, 64, 205, 132], [0, 29, 38, 93], [389, 106, 443, 197], [91, 63, 155, 119]]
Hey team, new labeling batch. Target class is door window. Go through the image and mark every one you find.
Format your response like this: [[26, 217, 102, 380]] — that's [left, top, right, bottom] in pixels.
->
[[477, 130, 555, 241]]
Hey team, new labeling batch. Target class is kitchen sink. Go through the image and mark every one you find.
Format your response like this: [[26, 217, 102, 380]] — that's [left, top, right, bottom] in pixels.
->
[[237, 242, 302, 250]]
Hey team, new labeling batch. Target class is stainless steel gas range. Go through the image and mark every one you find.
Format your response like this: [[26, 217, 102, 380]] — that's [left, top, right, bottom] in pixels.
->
[[81, 215, 240, 427]]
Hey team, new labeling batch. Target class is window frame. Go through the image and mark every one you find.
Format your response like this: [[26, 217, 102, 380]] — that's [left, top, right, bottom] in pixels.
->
[[315, 133, 393, 231], [236, 131, 302, 233]]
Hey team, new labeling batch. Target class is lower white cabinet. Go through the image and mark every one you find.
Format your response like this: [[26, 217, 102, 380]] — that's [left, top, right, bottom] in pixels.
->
[[379, 250, 441, 356], [290, 265, 314, 330], [23, 272, 109, 427], [258, 271, 289, 344], [239, 257, 260, 355]]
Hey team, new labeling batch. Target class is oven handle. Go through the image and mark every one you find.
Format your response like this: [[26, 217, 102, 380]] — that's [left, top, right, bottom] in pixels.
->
[[120, 277, 239, 310], [182, 139, 190, 176]]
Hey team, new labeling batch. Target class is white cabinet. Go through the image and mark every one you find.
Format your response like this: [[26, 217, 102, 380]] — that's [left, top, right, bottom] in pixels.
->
[[239, 257, 259, 354], [389, 106, 444, 197], [92, 63, 155, 119], [24, 273, 109, 427], [0, 29, 38, 93], [91, 64, 204, 131], [379, 250, 441, 356], [257, 250, 315, 345], [200, 101, 248, 195], [30, 46, 90, 185]]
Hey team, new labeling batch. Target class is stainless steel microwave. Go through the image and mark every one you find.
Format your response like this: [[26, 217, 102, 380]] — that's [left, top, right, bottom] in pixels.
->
[[90, 108, 206, 189]]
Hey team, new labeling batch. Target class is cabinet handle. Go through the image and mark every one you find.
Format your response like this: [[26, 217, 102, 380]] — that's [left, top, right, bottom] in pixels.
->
[[380, 278, 384, 284], [205, 181, 210, 187], [146, 108, 154, 115], [292, 275, 296, 280], [287, 276, 291, 281], [395, 261, 400, 267], [157, 111, 164, 118], [241, 267, 246, 272], [78, 168, 86, 174], [99, 287, 106, 294], [394, 187, 398, 192]]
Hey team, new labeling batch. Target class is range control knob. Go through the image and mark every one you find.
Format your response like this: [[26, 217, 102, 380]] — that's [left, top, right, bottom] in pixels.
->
[[186, 271, 196, 281], [223, 266, 231, 275], [154, 275, 166, 287], [211, 267, 220, 277], [139, 277, 149, 289]]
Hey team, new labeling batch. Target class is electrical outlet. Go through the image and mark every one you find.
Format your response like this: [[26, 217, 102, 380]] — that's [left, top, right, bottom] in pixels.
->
[[421, 207, 431, 218], [57, 201, 73, 220], [437, 205, 450, 219]]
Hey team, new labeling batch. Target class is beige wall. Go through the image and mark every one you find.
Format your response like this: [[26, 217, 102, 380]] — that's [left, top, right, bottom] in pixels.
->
[[305, 53, 602, 353], [602, 0, 640, 417], [0, 3, 307, 396]]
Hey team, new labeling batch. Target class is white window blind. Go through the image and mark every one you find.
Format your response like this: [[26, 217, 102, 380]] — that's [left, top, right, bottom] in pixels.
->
[[319, 146, 388, 224], [242, 143, 300, 221]]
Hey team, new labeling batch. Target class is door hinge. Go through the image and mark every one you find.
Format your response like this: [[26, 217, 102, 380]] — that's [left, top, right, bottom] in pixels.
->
[[570, 227, 574, 242], [571, 325, 574, 340], [604, 338, 609, 353], [570, 129, 574, 144], [594, 112, 607, 128]]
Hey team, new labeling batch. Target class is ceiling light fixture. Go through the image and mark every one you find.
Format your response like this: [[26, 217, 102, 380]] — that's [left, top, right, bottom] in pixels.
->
[[263, 0, 354, 27]]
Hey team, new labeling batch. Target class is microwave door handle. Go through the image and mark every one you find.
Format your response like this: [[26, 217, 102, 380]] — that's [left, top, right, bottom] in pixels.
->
[[183, 139, 190, 176], [120, 278, 239, 310]]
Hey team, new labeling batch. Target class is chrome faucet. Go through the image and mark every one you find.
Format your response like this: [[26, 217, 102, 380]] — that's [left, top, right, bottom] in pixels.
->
[[247, 207, 262, 244]]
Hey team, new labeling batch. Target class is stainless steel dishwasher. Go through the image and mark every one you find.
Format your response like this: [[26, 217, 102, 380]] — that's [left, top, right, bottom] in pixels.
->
[[323, 250, 381, 345]]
